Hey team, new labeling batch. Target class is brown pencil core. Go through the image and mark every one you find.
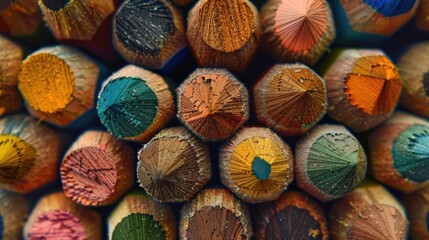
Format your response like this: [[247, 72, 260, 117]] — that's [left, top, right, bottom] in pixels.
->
[[19, 53, 75, 114], [187, 207, 244, 240], [345, 56, 402, 115], [29, 210, 85, 240], [41, 0, 70, 11], [198, 0, 254, 52], [61, 146, 117, 206]]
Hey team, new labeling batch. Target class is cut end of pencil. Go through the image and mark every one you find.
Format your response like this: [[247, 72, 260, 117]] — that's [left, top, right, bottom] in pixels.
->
[[18, 52, 75, 114], [345, 55, 402, 115], [61, 146, 117, 206], [112, 213, 167, 240], [28, 209, 86, 239], [0, 135, 36, 184]]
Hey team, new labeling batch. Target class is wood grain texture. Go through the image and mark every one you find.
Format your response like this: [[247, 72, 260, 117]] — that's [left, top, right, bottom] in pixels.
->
[[402, 186, 429, 239], [260, 0, 335, 65], [323, 49, 402, 132], [254, 63, 327, 136], [329, 181, 408, 240], [108, 191, 176, 240], [255, 191, 329, 240], [187, 0, 261, 73], [296, 124, 367, 202], [18, 45, 102, 127], [0, 35, 23, 116], [0, 189, 30, 240], [398, 42, 429, 117], [137, 127, 211, 202], [0, 0, 41, 36], [61, 130, 135, 206], [23, 192, 101, 240], [97, 65, 175, 142], [179, 188, 252, 240], [0, 114, 59, 193], [113, 0, 187, 70], [177, 68, 249, 141], [369, 111, 429, 193], [220, 127, 294, 203]]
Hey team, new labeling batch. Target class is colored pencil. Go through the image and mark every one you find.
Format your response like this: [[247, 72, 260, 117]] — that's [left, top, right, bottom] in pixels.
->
[[260, 0, 336, 66], [398, 42, 429, 117], [416, 0, 429, 31], [172, 0, 196, 7], [295, 124, 367, 202], [113, 0, 187, 71], [18, 45, 108, 128], [23, 192, 102, 240], [177, 68, 249, 142], [0, 114, 59, 193], [369, 111, 429, 193], [0, 189, 30, 240], [219, 127, 294, 203], [0, 35, 23, 116], [254, 63, 327, 136], [329, 181, 408, 240], [137, 127, 211, 202], [0, 0, 41, 37], [61, 130, 135, 207], [255, 190, 329, 240], [108, 191, 177, 240], [323, 49, 402, 132], [38, 0, 119, 63], [330, 0, 419, 44], [187, 0, 261, 73], [402, 186, 429, 239], [97, 65, 175, 142], [179, 188, 252, 240]]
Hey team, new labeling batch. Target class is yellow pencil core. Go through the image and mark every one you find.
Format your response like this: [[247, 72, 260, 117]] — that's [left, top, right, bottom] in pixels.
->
[[19, 52, 75, 113], [0, 135, 36, 183]]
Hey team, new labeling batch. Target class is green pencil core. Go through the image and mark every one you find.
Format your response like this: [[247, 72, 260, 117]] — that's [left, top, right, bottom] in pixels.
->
[[112, 213, 166, 240], [97, 77, 158, 138], [42, 0, 70, 11], [393, 125, 429, 183], [252, 156, 271, 180]]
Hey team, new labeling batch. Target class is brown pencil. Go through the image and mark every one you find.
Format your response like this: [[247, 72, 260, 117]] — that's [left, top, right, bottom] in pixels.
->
[[0, 0, 41, 37], [0, 189, 30, 240], [402, 186, 429, 239]]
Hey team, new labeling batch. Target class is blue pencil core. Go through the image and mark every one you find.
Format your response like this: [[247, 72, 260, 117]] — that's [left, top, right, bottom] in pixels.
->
[[363, 0, 416, 17], [252, 156, 271, 180]]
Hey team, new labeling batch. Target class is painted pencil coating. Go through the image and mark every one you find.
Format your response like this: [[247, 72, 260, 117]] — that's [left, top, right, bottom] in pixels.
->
[[416, 0, 429, 31], [18, 45, 104, 128], [254, 63, 327, 136], [329, 181, 408, 240], [398, 42, 429, 117], [137, 127, 211, 202], [108, 191, 177, 240], [179, 188, 252, 240], [61, 130, 135, 206], [39, 0, 115, 40], [255, 191, 329, 240], [261, 0, 335, 65], [323, 49, 402, 132], [24, 192, 102, 240], [0, 114, 59, 193], [0, 35, 23, 116], [187, 0, 261, 73], [97, 65, 175, 142], [296, 124, 367, 202], [0, 0, 41, 36], [0, 189, 30, 240], [369, 111, 429, 193], [220, 127, 294, 203], [402, 186, 429, 239], [177, 68, 249, 142], [113, 0, 187, 70]]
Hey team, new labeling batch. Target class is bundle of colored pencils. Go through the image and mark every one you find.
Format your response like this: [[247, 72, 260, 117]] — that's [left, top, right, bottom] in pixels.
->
[[1, 0, 429, 239]]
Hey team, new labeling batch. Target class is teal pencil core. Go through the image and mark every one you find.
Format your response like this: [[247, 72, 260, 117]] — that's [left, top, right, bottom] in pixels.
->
[[97, 77, 158, 138], [307, 133, 366, 196], [252, 156, 271, 180], [112, 213, 166, 240], [392, 125, 429, 183]]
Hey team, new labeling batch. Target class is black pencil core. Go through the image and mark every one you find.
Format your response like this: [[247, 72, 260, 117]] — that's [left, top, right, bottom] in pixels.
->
[[42, 0, 70, 11]]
